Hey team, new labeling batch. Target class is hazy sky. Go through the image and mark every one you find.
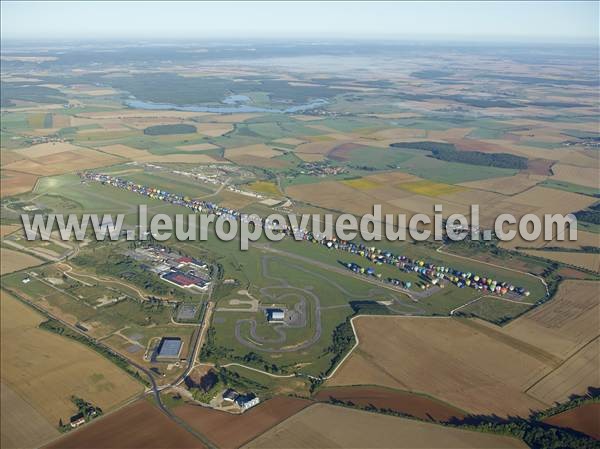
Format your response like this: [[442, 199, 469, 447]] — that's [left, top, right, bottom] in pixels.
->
[[1, 1, 598, 43]]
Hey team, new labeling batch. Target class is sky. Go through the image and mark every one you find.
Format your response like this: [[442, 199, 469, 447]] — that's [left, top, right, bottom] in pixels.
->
[[1, 1, 598, 43]]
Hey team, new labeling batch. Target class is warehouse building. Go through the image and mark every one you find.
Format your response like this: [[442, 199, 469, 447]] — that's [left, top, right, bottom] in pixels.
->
[[266, 308, 285, 322], [154, 337, 183, 361]]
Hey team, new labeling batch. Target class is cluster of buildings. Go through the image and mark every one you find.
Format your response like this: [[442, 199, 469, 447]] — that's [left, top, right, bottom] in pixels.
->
[[296, 161, 348, 177], [129, 246, 211, 292], [222, 388, 260, 411], [82, 172, 531, 299]]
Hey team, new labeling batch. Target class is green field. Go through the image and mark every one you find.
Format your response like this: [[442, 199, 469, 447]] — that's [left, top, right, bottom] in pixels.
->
[[541, 179, 600, 197], [458, 296, 533, 324]]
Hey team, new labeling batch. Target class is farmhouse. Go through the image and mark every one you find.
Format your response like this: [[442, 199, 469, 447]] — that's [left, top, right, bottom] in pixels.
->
[[154, 337, 183, 361], [266, 308, 285, 322], [236, 393, 260, 411], [69, 413, 86, 428]]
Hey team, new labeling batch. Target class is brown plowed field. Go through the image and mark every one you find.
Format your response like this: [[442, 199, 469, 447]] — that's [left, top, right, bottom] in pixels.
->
[[544, 403, 600, 440], [174, 396, 312, 449], [45, 400, 205, 449], [314, 386, 465, 422]]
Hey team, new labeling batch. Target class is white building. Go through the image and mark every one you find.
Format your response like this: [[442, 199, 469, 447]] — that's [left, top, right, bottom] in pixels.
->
[[236, 394, 260, 410]]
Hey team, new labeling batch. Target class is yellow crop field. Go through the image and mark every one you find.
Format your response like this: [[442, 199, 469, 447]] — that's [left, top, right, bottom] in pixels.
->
[[0, 291, 144, 427], [246, 181, 280, 195], [397, 180, 466, 197]]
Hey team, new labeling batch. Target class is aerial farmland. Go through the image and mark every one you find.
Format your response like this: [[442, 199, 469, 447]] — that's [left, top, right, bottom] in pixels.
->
[[1, 2, 599, 448]]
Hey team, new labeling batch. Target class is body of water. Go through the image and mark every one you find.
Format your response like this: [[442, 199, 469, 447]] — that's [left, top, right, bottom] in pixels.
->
[[125, 97, 328, 114]]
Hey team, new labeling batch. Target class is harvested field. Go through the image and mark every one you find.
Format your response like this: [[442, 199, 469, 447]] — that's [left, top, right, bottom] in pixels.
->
[[50, 114, 71, 128], [543, 403, 600, 440], [45, 400, 205, 449], [1, 151, 26, 165], [508, 186, 595, 216], [545, 230, 599, 250], [97, 144, 218, 164], [218, 191, 260, 209], [527, 338, 600, 405], [0, 225, 20, 237], [1, 382, 59, 449], [370, 128, 428, 140], [552, 164, 599, 189], [294, 140, 344, 155], [458, 173, 542, 195], [1, 291, 144, 425], [0, 170, 38, 197], [4, 148, 123, 176], [523, 250, 600, 273], [287, 178, 470, 218], [314, 386, 466, 422], [224, 144, 281, 159], [228, 155, 289, 169], [287, 181, 383, 216], [96, 144, 150, 159], [202, 113, 260, 123], [0, 248, 43, 274], [79, 110, 213, 120], [174, 396, 312, 449], [176, 143, 219, 152], [145, 154, 217, 164], [243, 403, 527, 449], [14, 142, 85, 159], [195, 123, 234, 137], [327, 316, 554, 417], [329, 143, 370, 161], [273, 137, 305, 146], [500, 279, 599, 356]]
